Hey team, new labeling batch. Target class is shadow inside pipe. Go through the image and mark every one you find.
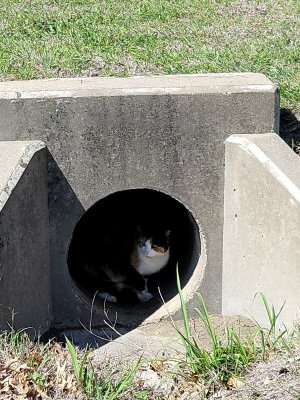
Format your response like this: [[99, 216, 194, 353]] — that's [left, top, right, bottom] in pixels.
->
[[279, 108, 300, 154], [67, 189, 201, 331]]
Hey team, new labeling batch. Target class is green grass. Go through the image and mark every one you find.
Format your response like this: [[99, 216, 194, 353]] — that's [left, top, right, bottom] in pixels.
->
[[0, 0, 299, 111], [65, 336, 139, 399], [0, 290, 298, 399], [175, 267, 288, 391]]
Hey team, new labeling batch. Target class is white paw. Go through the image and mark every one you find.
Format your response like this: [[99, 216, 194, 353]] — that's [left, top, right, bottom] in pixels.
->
[[97, 292, 117, 303], [137, 289, 153, 303]]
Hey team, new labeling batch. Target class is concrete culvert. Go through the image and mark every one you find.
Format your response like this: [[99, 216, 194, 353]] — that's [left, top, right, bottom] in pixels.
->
[[67, 189, 201, 321]]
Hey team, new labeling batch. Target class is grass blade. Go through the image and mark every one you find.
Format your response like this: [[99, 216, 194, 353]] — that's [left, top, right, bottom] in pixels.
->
[[65, 336, 80, 382]]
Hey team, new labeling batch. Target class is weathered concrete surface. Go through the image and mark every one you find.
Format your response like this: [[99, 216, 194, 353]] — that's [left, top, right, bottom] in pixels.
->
[[0, 73, 279, 98], [93, 315, 255, 361], [223, 133, 300, 326], [0, 73, 279, 329], [0, 141, 52, 333]]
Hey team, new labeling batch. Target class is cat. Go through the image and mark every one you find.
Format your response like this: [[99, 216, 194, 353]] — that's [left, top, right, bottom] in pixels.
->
[[97, 226, 171, 303], [72, 224, 172, 304]]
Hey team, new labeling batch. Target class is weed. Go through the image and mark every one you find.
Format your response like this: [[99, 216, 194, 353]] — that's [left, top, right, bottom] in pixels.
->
[[0, 328, 33, 359], [65, 336, 139, 399], [175, 267, 256, 387], [253, 292, 287, 360], [175, 267, 288, 391]]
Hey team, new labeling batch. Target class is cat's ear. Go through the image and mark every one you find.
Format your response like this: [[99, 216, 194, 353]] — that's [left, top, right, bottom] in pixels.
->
[[136, 224, 142, 234], [165, 230, 171, 238]]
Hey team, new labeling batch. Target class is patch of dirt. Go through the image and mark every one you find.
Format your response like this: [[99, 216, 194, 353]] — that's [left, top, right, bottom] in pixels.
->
[[216, 1, 268, 17], [222, 343, 300, 399]]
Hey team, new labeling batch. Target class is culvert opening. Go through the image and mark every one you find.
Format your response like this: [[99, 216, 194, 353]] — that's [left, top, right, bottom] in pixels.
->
[[67, 189, 201, 322]]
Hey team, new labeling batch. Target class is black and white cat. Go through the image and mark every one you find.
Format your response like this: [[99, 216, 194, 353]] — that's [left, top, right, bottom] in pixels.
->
[[71, 224, 172, 304], [67, 190, 180, 305], [97, 228, 171, 303]]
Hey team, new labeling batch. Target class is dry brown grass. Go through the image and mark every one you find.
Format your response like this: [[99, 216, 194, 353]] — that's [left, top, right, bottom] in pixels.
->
[[0, 331, 86, 399], [1, 324, 300, 399]]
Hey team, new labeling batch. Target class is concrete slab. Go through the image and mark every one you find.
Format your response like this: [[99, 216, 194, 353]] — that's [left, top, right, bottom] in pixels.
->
[[47, 314, 254, 365], [91, 315, 255, 363], [0, 73, 276, 98], [223, 133, 300, 327], [0, 141, 52, 333], [0, 142, 30, 196]]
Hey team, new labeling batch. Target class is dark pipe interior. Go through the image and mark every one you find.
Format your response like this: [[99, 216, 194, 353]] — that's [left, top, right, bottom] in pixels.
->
[[67, 189, 200, 313]]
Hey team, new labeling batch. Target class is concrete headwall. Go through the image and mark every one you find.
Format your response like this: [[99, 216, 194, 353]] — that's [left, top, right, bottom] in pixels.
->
[[0, 74, 279, 328], [223, 133, 300, 326], [0, 141, 52, 332]]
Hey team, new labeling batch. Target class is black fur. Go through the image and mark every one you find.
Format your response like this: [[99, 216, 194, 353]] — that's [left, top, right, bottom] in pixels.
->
[[68, 193, 175, 303]]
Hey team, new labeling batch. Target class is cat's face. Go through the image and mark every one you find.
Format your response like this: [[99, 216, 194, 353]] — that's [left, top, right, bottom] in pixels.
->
[[138, 230, 171, 258]]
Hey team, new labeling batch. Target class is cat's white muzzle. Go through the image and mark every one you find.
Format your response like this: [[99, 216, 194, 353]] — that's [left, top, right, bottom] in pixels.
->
[[137, 240, 170, 275], [142, 240, 154, 257]]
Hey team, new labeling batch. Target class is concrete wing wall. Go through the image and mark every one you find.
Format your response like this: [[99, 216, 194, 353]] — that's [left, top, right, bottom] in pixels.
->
[[0, 141, 52, 333], [223, 133, 300, 327]]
